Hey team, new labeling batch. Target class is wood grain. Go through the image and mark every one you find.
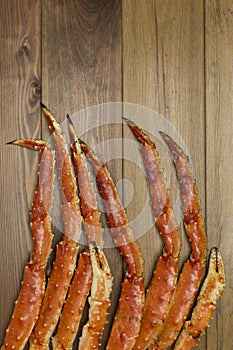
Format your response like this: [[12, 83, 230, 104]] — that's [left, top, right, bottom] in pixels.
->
[[122, 1, 207, 349], [0, 0, 233, 349], [122, 0, 205, 289], [0, 0, 41, 344], [122, 0, 160, 288], [41, 1, 122, 348], [205, 1, 233, 349]]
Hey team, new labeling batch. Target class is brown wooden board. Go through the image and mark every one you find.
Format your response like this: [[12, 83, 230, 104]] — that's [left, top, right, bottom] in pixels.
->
[[0, 0, 41, 344], [205, 1, 233, 349], [0, 1, 232, 349]]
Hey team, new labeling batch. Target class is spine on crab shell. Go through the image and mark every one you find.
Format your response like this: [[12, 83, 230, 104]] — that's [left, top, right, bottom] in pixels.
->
[[150, 132, 207, 349], [1, 140, 54, 350], [78, 242, 113, 350], [80, 140, 145, 350], [52, 117, 104, 349], [123, 119, 181, 350], [174, 247, 225, 350], [29, 105, 82, 349]]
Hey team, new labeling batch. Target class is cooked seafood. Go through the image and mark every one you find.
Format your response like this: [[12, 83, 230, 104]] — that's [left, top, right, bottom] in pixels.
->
[[1, 140, 54, 350], [30, 106, 82, 349], [52, 115, 105, 349], [174, 247, 225, 350], [123, 118, 180, 350], [150, 131, 207, 349], [80, 140, 145, 349], [0, 110, 225, 350]]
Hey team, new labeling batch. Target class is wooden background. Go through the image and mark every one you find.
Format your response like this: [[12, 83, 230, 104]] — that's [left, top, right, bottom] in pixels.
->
[[1, 1, 233, 349]]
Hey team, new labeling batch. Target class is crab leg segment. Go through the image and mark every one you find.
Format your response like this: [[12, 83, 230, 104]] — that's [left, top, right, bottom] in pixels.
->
[[80, 140, 143, 277], [68, 116, 103, 246], [52, 117, 104, 349], [52, 250, 92, 350], [123, 119, 180, 350], [30, 238, 78, 349], [41, 104, 81, 242], [151, 132, 207, 349], [30, 106, 82, 349], [78, 242, 113, 349], [1, 140, 54, 350], [80, 140, 144, 349], [174, 247, 225, 350]]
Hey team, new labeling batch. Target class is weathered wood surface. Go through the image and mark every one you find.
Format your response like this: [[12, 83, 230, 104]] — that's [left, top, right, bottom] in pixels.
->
[[0, 1, 232, 349]]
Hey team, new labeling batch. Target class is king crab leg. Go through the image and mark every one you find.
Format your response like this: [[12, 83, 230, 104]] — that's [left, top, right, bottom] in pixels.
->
[[30, 106, 82, 349], [123, 119, 181, 350], [80, 140, 144, 350], [78, 242, 113, 350], [68, 116, 103, 247], [1, 139, 54, 350], [52, 116, 105, 349], [174, 247, 225, 350], [150, 132, 207, 349]]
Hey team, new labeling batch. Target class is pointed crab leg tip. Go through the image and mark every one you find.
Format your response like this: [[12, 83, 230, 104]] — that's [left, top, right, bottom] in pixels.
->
[[125, 121, 153, 147], [6, 139, 49, 150], [159, 131, 172, 144], [159, 130, 169, 138], [67, 115, 74, 128], [6, 140, 17, 145], [40, 102, 47, 109], [159, 132, 184, 157], [6, 139, 24, 147], [122, 116, 135, 125]]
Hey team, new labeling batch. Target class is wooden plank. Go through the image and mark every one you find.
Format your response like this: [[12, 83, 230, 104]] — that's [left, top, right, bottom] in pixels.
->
[[123, 0, 206, 348], [41, 1, 122, 348], [1, 1, 232, 349], [122, 0, 159, 288], [205, 1, 233, 349], [0, 0, 41, 345], [122, 0, 205, 274]]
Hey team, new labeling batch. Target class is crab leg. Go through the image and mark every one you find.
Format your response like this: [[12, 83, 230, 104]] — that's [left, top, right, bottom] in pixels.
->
[[150, 132, 207, 349], [80, 140, 144, 349], [52, 117, 104, 349], [68, 116, 103, 247], [123, 119, 181, 350], [30, 106, 82, 349], [51, 250, 92, 350], [1, 139, 54, 350], [174, 247, 225, 350], [78, 242, 113, 349]]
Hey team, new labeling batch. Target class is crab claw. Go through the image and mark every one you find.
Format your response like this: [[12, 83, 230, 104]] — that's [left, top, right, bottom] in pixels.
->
[[174, 247, 225, 350], [78, 242, 113, 350]]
